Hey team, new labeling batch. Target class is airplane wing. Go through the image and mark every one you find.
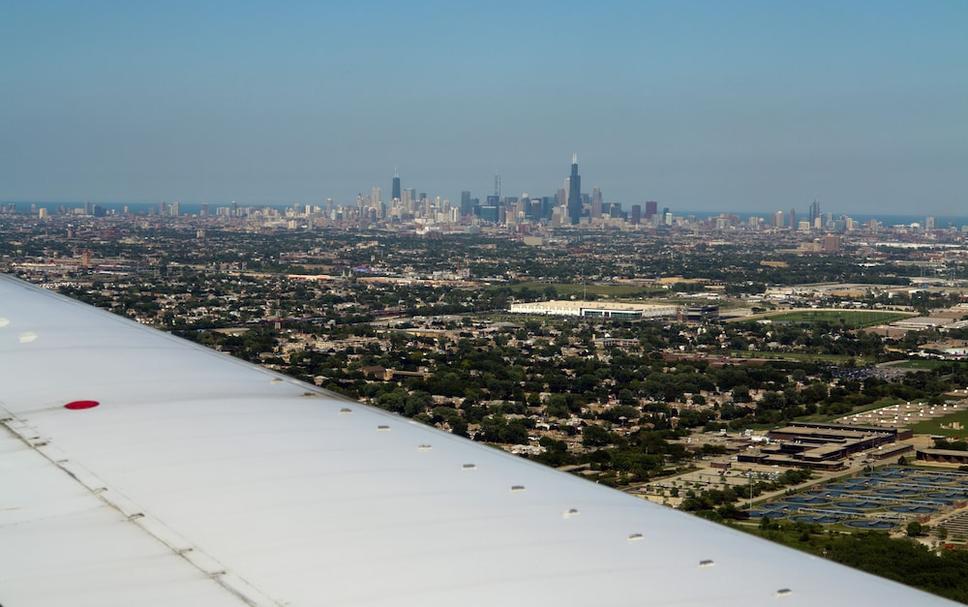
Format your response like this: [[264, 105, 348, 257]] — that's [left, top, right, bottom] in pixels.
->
[[0, 274, 956, 606]]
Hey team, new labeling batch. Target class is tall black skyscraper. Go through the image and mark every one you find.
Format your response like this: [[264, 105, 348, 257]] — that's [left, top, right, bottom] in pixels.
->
[[392, 171, 401, 201], [567, 153, 582, 225]]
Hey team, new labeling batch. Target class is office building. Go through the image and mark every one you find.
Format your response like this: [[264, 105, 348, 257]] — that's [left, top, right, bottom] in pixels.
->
[[460, 191, 473, 217], [567, 154, 582, 225], [591, 187, 603, 219], [822, 234, 842, 253], [809, 200, 821, 227]]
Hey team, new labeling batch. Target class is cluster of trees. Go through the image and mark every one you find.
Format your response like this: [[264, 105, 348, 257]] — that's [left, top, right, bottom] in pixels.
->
[[679, 469, 813, 519], [753, 521, 968, 604], [194, 328, 278, 361], [565, 427, 691, 486], [242, 316, 968, 480]]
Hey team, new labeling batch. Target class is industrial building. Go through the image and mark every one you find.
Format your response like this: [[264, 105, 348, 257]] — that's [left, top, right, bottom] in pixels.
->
[[679, 304, 720, 322], [916, 448, 968, 466], [737, 422, 908, 470], [508, 300, 678, 320]]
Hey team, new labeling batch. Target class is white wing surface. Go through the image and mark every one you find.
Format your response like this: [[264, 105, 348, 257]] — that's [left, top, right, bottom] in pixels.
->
[[0, 275, 956, 606]]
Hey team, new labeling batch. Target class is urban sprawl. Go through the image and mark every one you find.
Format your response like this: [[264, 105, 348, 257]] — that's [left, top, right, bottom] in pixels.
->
[[4, 158, 968, 601]]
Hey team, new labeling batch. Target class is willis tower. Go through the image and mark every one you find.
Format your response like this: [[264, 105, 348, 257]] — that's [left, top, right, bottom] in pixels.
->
[[392, 170, 401, 201], [567, 153, 582, 225]]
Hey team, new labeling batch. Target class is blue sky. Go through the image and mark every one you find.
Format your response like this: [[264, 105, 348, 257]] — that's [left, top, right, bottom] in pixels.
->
[[1, 0, 966, 214]]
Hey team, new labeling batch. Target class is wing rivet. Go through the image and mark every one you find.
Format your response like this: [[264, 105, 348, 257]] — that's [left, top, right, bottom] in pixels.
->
[[339, 407, 353, 414], [462, 463, 477, 470], [418, 444, 432, 451], [0, 317, 9, 328], [510, 485, 526, 492], [19, 331, 38, 343], [775, 588, 792, 598], [563, 508, 580, 518], [699, 559, 715, 568], [627, 533, 644, 542], [270, 378, 283, 384], [377, 425, 391, 431]]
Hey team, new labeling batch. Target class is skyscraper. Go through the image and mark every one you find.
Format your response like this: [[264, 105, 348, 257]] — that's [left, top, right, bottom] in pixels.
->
[[392, 172, 401, 201], [630, 204, 642, 225], [460, 191, 473, 217], [567, 154, 582, 225], [370, 187, 382, 216], [591, 187, 603, 219], [645, 201, 658, 218], [809, 200, 821, 227]]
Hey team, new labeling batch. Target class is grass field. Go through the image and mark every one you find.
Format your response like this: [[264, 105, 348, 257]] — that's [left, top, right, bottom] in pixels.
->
[[893, 359, 968, 370], [797, 397, 904, 423], [762, 310, 912, 328], [503, 281, 665, 298], [911, 409, 968, 438], [729, 350, 874, 365]]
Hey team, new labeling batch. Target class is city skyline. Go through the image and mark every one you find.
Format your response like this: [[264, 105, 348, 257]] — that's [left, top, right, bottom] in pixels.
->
[[5, 3, 968, 604], [3, 152, 967, 219], [5, 155, 967, 226], [2, 1, 966, 214]]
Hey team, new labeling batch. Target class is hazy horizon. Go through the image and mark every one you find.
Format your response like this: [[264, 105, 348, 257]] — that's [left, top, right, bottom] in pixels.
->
[[2, 1, 966, 214]]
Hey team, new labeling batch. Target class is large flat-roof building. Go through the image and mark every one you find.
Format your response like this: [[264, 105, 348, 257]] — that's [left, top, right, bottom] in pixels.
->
[[737, 422, 907, 470], [916, 448, 968, 465], [509, 300, 678, 321]]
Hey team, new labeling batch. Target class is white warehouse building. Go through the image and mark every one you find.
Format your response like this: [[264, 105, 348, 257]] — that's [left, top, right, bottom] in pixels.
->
[[509, 300, 678, 320]]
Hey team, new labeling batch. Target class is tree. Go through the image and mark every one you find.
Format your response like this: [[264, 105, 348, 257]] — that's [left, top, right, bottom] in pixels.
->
[[582, 425, 614, 447], [906, 521, 923, 537], [478, 416, 529, 445]]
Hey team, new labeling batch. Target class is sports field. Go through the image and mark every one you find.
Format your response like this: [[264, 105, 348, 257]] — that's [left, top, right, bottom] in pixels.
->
[[503, 281, 664, 298], [763, 310, 912, 328], [729, 350, 873, 364], [912, 409, 968, 438], [893, 359, 968, 370]]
